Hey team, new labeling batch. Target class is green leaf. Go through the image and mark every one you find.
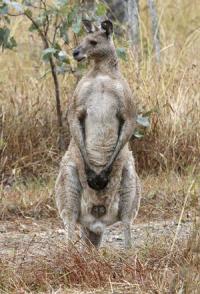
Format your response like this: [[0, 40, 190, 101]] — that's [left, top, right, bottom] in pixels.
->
[[0, 3, 8, 15], [136, 115, 150, 128], [4, 15, 11, 24], [72, 15, 82, 34], [37, 14, 47, 26], [0, 27, 17, 49], [57, 50, 69, 63], [0, 27, 9, 45], [43, 7, 56, 17], [133, 129, 144, 139], [67, 7, 78, 26], [28, 15, 46, 32], [96, 3, 107, 16], [59, 20, 68, 43], [53, 43, 62, 51], [56, 64, 71, 74], [116, 47, 127, 60], [6, 36, 17, 49], [42, 47, 57, 61], [28, 23, 38, 32], [0, 138, 6, 150], [142, 108, 158, 117], [24, 8, 32, 18]]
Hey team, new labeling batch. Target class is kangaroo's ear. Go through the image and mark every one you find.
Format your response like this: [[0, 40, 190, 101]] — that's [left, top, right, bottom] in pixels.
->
[[101, 20, 113, 37], [82, 19, 96, 33]]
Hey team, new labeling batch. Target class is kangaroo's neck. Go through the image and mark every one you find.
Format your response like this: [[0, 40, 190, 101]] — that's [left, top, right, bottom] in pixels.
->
[[92, 51, 119, 76]]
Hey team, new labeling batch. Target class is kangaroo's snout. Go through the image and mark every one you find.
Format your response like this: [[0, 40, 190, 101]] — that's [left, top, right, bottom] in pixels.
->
[[73, 47, 86, 62]]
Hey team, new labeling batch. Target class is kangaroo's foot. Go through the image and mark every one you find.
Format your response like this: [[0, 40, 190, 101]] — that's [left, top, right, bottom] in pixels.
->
[[81, 227, 103, 248]]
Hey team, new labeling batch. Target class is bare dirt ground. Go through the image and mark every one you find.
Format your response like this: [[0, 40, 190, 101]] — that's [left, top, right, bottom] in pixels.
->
[[0, 173, 198, 293], [0, 217, 193, 259]]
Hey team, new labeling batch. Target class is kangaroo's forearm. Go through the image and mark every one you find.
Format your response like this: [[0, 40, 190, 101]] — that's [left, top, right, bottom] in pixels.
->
[[70, 119, 90, 167], [105, 120, 134, 170]]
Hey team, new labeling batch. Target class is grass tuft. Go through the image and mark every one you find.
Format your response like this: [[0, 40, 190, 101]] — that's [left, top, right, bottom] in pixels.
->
[[0, 229, 199, 293]]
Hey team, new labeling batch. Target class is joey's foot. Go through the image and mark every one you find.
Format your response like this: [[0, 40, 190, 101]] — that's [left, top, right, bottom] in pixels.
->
[[86, 167, 112, 191]]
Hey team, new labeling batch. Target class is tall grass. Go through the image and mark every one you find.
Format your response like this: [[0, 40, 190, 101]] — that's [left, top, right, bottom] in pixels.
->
[[1, 224, 199, 293], [0, 0, 200, 179]]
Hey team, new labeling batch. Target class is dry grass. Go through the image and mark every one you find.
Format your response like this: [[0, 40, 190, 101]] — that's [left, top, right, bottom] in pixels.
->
[[0, 0, 200, 179], [0, 223, 199, 293], [1, 171, 199, 221], [140, 170, 199, 222], [0, 178, 56, 220], [1, 176, 198, 293], [1, 168, 199, 293]]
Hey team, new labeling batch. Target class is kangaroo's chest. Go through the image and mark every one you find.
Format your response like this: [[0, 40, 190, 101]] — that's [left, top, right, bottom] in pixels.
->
[[79, 74, 124, 118], [76, 74, 124, 168]]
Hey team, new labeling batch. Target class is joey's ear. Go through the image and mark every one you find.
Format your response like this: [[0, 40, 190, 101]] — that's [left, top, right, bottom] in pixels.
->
[[82, 19, 96, 33], [101, 20, 113, 37]]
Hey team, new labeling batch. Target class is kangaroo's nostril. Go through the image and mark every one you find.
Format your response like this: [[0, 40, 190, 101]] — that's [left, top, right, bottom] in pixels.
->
[[73, 49, 80, 57]]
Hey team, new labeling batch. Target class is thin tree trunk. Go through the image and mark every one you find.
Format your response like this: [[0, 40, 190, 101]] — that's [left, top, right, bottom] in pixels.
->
[[24, 11, 66, 151], [127, 0, 140, 47], [147, 0, 160, 62], [49, 57, 66, 151], [106, 0, 128, 23]]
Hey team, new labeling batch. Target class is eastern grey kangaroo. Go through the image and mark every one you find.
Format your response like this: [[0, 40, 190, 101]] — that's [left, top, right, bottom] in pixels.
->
[[55, 20, 141, 248]]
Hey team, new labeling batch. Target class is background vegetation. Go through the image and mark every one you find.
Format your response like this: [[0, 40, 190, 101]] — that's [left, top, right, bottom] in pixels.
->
[[0, 0, 199, 180], [0, 0, 200, 293]]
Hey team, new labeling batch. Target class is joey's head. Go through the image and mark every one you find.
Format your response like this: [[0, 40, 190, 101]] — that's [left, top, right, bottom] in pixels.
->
[[73, 20, 116, 63]]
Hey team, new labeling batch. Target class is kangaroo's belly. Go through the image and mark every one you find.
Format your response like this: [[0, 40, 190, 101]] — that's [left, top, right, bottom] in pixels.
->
[[85, 95, 119, 168], [85, 121, 119, 168]]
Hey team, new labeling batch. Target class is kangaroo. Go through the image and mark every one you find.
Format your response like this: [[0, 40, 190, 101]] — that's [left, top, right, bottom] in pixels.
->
[[55, 20, 141, 248]]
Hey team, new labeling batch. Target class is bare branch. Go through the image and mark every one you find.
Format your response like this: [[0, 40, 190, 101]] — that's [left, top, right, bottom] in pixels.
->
[[24, 11, 48, 48], [52, 14, 59, 45]]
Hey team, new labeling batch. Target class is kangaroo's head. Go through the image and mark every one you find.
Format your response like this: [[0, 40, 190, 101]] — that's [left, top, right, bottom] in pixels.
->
[[73, 20, 115, 62]]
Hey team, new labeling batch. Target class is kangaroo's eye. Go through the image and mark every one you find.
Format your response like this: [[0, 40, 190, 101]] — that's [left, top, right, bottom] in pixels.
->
[[90, 40, 97, 46]]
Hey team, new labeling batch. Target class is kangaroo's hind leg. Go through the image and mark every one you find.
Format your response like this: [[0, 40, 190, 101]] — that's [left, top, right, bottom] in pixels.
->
[[55, 152, 82, 245], [119, 154, 141, 249], [81, 226, 103, 248]]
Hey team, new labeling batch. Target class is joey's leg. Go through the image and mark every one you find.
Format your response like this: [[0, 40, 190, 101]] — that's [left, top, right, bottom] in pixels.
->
[[81, 226, 103, 248], [119, 157, 141, 249], [55, 157, 82, 245]]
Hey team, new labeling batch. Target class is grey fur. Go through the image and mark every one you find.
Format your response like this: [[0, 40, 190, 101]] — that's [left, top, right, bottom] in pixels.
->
[[55, 21, 141, 249]]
